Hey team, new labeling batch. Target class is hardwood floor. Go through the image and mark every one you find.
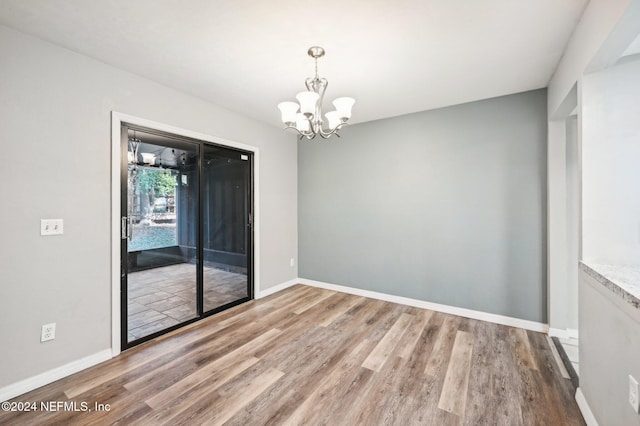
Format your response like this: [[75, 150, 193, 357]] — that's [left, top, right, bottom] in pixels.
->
[[1, 285, 584, 425]]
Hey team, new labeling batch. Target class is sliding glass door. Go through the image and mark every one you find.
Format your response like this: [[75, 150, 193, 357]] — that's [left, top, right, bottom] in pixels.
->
[[202, 144, 251, 312], [121, 125, 252, 349]]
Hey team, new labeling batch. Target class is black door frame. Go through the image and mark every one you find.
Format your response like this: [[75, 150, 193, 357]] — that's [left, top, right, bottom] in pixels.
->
[[120, 123, 254, 350]]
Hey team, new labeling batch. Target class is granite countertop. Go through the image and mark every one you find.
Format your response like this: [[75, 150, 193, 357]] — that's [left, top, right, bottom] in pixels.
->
[[580, 262, 640, 310]]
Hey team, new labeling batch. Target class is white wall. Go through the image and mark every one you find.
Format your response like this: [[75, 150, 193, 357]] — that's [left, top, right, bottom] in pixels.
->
[[548, 0, 635, 117], [566, 116, 580, 328], [546, 0, 637, 335], [547, 118, 570, 332], [547, 114, 580, 333], [547, 1, 640, 424], [579, 268, 640, 426], [582, 59, 640, 266], [0, 25, 297, 389]]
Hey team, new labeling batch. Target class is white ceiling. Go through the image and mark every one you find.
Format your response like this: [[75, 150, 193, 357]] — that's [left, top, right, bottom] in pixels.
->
[[623, 34, 640, 57], [0, 0, 588, 127]]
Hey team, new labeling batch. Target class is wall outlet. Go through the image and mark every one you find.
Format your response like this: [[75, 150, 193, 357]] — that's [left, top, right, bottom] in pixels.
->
[[40, 219, 64, 236], [290, 258, 295, 267], [41, 323, 56, 342], [630, 374, 640, 413]]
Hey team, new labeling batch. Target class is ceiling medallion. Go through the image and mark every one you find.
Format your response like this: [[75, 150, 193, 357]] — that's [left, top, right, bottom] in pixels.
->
[[278, 46, 355, 140]]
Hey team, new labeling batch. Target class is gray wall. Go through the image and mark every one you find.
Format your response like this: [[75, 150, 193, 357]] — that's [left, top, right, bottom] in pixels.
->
[[0, 25, 297, 388], [579, 269, 640, 426], [299, 89, 547, 322]]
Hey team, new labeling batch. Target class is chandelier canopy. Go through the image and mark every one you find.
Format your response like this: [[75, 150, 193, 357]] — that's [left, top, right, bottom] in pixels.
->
[[278, 46, 355, 140]]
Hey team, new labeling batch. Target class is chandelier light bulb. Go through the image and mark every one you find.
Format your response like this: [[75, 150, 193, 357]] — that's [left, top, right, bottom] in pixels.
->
[[296, 91, 319, 116], [325, 111, 341, 130], [333, 97, 355, 120], [278, 101, 299, 124], [296, 114, 310, 132]]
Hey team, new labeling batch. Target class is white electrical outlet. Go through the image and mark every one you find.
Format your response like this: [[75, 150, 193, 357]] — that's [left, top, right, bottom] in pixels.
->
[[40, 219, 64, 236], [41, 323, 56, 342], [290, 258, 295, 267], [630, 374, 639, 413]]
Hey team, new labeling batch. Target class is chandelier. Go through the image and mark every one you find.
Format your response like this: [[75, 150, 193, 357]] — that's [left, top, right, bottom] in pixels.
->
[[277, 46, 355, 139]]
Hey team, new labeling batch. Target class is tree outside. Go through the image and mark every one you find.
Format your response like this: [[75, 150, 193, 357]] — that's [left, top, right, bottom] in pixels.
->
[[128, 166, 178, 251]]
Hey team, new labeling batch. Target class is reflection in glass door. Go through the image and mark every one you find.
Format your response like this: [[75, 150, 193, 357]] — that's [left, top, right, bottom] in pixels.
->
[[202, 144, 250, 313], [121, 126, 253, 349], [123, 131, 199, 345]]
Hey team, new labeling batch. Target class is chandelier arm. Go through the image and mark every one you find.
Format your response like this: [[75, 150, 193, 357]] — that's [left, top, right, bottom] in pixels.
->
[[321, 129, 338, 139], [318, 121, 349, 138], [283, 124, 317, 140], [305, 77, 317, 93], [304, 113, 320, 138]]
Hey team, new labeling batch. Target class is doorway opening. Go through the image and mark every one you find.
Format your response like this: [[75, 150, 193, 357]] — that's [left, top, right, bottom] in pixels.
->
[[120, 124, 254, 349]]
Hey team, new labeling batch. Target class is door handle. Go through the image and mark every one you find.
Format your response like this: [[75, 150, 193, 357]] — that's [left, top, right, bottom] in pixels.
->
[[121, 217, 127, 240], [121, 217, 132, 240]]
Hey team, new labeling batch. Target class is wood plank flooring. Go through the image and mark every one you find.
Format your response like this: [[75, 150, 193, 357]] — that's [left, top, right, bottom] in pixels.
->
[[0, 285, 585, 425]]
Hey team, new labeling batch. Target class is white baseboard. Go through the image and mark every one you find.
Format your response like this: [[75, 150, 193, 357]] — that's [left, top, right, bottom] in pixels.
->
[[549, 327, 579, 340], [298, 278, 549, 333], [256, 278, 298, 299], [0, 349, 112, 402], [575, 387, 599, 426]]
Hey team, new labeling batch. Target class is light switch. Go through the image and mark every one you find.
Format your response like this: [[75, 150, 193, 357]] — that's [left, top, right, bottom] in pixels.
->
[[41, 219, 64, 236]]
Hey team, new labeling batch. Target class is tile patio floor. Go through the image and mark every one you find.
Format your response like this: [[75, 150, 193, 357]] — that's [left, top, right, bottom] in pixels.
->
[[127, 263, 247, 341]]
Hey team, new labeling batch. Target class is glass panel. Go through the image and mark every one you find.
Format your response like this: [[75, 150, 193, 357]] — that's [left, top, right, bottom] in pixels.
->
[[202, 144, 250, 312], [127, 167, 178, 252], [126, 132, 199, 343]]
